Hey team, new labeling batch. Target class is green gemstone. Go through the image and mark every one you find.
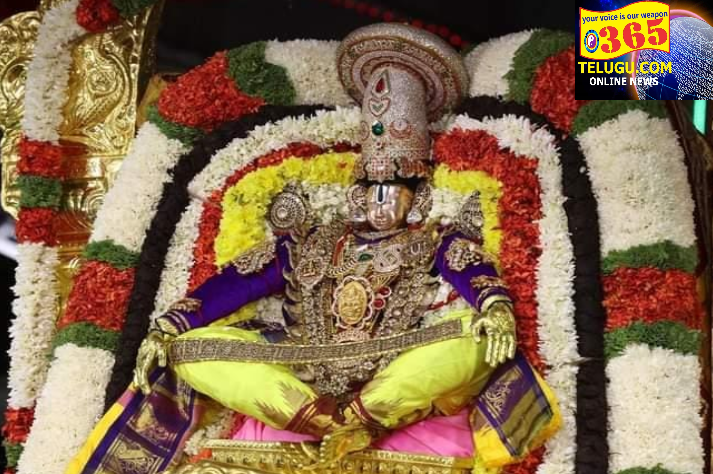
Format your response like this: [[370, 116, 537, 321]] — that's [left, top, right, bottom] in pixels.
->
[[371, 121, 384, 136], [358, 253, 374, 262]]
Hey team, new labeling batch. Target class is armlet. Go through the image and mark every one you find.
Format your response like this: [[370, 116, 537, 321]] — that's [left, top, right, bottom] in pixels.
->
[[445, 237, 495, 271], [230, 240, 277, 275]]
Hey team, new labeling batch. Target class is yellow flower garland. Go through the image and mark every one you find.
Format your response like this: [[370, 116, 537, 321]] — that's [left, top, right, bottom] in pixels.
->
[[215, 153, 503, 267], [216, 152, 356, 265], [433, 165, 503, 257]]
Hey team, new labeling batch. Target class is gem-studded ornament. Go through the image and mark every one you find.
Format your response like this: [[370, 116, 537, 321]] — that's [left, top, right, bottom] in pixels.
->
[[337, 23, 469, 183], [371, 121, 385, 136]]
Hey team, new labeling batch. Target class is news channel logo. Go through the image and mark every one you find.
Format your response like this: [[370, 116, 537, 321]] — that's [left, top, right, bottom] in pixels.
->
[[584, 29, 599, 53]]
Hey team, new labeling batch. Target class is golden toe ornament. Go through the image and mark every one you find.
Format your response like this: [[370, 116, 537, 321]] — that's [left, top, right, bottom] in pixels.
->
[[303, 424, 373, 470]]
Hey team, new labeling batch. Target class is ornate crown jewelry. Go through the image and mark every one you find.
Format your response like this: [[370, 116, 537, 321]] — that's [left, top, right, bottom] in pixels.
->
[[337, 23, 469, 183]]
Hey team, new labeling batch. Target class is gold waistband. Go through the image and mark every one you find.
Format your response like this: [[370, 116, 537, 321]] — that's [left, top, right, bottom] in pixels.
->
[[168, 318, 463, 366]]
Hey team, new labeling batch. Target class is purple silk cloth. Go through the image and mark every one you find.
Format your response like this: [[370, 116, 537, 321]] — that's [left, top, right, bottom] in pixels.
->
[[81, 368, 203, 474], [434, 232, 511, 312], [168, 236, 291, 331]]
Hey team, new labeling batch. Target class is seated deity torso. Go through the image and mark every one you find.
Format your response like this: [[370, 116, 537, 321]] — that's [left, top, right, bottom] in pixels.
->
[[282, 221, 441, 396]]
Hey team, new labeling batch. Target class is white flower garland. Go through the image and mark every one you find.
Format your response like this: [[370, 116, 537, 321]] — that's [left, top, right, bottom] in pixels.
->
[[91, 122, 189, 252], [464, 30, 533, 99], [152, 199, 205, 318], [21, 0, 85, 143], [18, 344, 115, 474], [7, 243, 59, 409], [578, 109, 696, 255], [429, 187, 464, 226], [265, 40, 354, 107], [19, 123, 187, 473], [13, 2, 87, 471], [190, 107, 361, 199], [302, 182, 348, 224], [448, 114, 578, 474], [580, 109, 702, 472], [607, 344, 703, 474]]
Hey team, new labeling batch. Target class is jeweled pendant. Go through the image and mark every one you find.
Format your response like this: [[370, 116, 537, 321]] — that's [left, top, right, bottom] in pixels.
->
[[371, 121, 384, 136]]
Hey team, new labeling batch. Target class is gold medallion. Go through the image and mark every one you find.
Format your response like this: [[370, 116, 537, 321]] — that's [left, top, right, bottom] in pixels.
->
[[332, 276, 374, 327]]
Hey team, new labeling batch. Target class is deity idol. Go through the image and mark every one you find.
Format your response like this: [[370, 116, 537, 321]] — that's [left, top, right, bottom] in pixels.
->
[[67, 24, 560, 474]]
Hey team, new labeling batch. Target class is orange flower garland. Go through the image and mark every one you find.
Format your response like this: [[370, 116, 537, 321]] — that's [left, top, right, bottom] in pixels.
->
[[603, 267, 704, 331], [157, 52, 264, 132], [530, 46, 589, 134], [433, 128, 544, 371], [59, 261, 136, 332]]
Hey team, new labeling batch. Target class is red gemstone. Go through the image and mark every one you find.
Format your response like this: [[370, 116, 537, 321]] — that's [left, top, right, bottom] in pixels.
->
[[375, 77, 386, 93], [374, 298, 385, 309], [449, 34, 463, 47], [378, 286, 392, 296]]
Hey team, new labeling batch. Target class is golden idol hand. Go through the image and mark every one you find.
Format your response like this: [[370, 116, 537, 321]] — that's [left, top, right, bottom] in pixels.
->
[[133, 329, 172, 395], [471, 301, 517, 368]]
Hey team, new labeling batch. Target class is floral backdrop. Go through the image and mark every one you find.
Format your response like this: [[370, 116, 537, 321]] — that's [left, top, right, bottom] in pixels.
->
[[1, 2, 705, 474]]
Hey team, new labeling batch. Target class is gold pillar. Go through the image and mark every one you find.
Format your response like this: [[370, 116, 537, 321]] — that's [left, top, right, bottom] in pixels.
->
[[0, 0, 163, 309]]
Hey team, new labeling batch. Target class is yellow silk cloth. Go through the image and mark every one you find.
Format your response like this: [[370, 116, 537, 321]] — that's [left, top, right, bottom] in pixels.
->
[[68, 309, 559, 474], [173, 327, 318, 430], [353, 311, 495, 428], [173, 310, 559, 468]]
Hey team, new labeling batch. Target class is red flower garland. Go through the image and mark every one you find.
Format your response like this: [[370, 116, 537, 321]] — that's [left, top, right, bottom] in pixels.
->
[[17, 138, 65, 178], [188, 142, 324, 291], [1, 408, 34, 444], [15, 208, 58, 245], [76, 0, 120, 33], [530, 46, 589, 134], [603, 267, 704, 331], [433, 128, 544, 372], [433, 126, 546, 474], [157, 52, 264, 132], [59, 261, 136, 332]]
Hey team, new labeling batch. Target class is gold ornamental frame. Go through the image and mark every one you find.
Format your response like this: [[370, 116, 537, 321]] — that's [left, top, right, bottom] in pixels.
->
[[0, 0, 163, 311], [165, 440, 474, 474]]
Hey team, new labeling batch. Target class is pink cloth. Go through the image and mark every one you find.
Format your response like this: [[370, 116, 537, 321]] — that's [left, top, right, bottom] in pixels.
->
[[230, 411, 474, 458]]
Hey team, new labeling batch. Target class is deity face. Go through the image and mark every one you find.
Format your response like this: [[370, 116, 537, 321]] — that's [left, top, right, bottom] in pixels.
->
[[365, 183, 414, 231]]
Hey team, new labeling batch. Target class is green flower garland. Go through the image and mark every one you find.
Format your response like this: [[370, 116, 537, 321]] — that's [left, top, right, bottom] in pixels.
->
[[605, 320, 701, 359], [505, 29, 573, 103], [602, 241, 698, 275], [51, 322, 121, 356], [147, 105, 205, 146], [226, 42, 296, 106], [17, 176, 62, 209], [572, 100, 667, 136], [84, 240, 140, 270]]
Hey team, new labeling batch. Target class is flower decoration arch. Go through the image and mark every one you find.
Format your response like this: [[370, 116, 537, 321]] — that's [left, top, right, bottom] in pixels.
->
[[0, 2, 706, 474]]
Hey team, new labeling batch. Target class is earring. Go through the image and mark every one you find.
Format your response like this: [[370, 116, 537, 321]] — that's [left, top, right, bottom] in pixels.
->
[[268, 182, 309, 232], [456, 190, 484, 242], [347, 184, 367, 224], [406, 182, 432, 224]]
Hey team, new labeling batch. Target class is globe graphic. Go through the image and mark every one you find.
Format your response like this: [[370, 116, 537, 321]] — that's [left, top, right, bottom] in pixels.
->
[[636, 17, 713, 99]]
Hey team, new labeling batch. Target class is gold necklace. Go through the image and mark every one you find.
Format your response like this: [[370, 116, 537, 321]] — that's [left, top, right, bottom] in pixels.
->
[[354, 227, 407, 241]]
